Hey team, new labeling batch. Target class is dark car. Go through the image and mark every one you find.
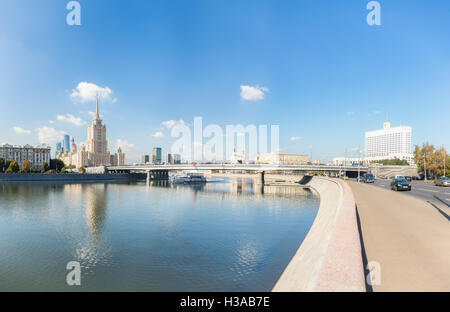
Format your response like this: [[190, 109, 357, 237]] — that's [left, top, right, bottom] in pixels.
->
[[391, 178, 411, 191], [404, 176, 412, 181], [362, 173, 375, 183]]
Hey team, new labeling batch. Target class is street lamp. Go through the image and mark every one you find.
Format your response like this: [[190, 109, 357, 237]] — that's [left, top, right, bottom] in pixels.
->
[[423, 154, 427, 181]]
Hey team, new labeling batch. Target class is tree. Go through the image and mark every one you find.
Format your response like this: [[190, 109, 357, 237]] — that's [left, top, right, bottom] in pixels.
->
[[372, 158, 409, 166], [0, 158, 5, 173], [41, 162, 49, 173], [414, 143, 449, 177], [50, 159, 65, 172], [5, 159, 11, 172], [6, 161, 19, 173], [78, 166, 85, 174], [21, 160, 31, 173]]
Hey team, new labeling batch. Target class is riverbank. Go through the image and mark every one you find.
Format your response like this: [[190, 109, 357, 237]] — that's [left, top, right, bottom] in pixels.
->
[[273, 177, 366, 292], [0, 173, 146, 182]]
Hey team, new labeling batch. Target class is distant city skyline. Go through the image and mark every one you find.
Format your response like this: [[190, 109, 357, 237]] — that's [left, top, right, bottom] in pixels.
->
[[1, 1, 449, 163]]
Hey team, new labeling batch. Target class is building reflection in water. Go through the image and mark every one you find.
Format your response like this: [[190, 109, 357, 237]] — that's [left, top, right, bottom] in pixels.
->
[[63, 183, 111, 274], [83, 184, 108, 240]]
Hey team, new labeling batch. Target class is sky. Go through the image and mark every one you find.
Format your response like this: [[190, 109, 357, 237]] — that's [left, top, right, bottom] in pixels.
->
[[0, 0, 449, 163]]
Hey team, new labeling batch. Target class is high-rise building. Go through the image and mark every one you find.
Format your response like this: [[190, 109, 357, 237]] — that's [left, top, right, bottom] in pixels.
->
[[152, 147, 162, 164], [365, 122, 413, 165], [70, 136, 77, 153], [173, 154, 181, 164], [141, 155, 150, 164], [164, 153, 174, 165], [55, 142, 62, 157], [57, 96, 125, 168], [63, 134, 70, 153]]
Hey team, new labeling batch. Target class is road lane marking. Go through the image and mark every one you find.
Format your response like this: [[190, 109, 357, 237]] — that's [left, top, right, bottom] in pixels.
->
[[415, 188, 440, 193]]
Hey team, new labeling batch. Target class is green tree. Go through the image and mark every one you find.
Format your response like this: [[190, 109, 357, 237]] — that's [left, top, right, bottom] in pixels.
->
[[21, 160, 31, 173], [78, 166, 85, 174], [50, 159, 65, 172], [0, 158, 5, 173], [6, 161, 19, 173], [41, 162, 49, 173], [372, 158, 409, 166]]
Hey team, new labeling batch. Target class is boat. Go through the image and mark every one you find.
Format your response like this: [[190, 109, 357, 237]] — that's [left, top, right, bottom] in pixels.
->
[[170, 173, 207, 184]]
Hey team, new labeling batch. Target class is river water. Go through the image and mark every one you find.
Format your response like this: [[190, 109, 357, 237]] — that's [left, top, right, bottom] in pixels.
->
[[0, 178, 318, 291]]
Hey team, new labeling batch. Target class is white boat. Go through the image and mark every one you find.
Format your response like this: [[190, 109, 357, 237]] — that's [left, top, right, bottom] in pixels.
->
[[170, 173, 207, 184]]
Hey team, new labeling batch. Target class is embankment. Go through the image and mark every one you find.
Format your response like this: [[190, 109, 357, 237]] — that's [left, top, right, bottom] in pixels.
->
[[273, 177, 366, 292], [0, 173, 146, 182]]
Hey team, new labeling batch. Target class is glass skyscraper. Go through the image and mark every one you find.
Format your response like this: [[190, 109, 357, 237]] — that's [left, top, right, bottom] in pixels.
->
[[152, 147, 162, 164], [63, 135, 70, 153]]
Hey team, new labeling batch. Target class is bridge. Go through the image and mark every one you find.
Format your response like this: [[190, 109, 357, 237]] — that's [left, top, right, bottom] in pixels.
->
[[107, 164, 369, 183]]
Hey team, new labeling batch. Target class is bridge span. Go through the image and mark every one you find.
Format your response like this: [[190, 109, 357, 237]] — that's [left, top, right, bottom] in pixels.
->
[[106, 164, 368, 182]]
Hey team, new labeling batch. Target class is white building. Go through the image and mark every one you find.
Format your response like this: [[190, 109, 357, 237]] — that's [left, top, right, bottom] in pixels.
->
[[58, 96, 125, 168], [365, 122, 413, 165], [0, 143, 51, 168]]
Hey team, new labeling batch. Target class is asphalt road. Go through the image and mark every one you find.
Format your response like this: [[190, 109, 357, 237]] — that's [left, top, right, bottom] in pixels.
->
[[350, 182, 450, 291], [356, 179, 450, 210]]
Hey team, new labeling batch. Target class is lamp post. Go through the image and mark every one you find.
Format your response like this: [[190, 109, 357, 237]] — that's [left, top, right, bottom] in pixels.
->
[[444, 147, 447, 177], [423, 154, 427, 181], [357, 146, 361, 183]]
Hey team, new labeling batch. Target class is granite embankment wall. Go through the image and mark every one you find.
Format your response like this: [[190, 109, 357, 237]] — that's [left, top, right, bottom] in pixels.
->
[[0, 173, 147, 182], [273, 177, 366, 292]]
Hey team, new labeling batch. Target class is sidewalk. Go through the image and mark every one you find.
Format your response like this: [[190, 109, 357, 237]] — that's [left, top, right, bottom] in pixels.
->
[[349, 182, 450, 292]]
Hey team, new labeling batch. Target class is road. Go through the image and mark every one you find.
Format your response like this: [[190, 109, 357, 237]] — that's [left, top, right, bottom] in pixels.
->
[[349, 181, 450, 291], [366, 179, 450, 214]]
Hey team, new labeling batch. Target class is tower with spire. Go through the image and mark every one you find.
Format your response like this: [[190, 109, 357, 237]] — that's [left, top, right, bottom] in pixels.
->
[[57, 95, 125, 167], [86, 95, 109, 166]]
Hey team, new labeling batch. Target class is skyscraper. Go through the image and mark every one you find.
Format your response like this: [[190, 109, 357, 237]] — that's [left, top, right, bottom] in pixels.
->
[[63, 134, 70, 153], [152, 147, 162, 164], [57, 95, 125, 168], [55, 142, 62, 157]]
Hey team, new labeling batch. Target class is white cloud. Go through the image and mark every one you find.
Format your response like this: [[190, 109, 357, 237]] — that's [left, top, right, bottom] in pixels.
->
[[70, 82, 116, 103], [115, 139, 134, 152], [152, 131, 164, 138], [240, 85, 269, 101], [290, 136, 302, 141], [162, 120, 185, 129], [57, 114, 86, 126], [13, 126, 31, 135], [35, 127, 66, 146]]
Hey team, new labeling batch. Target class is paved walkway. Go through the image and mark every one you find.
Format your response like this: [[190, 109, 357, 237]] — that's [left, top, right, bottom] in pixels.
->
[[349, 182, 450, 292]]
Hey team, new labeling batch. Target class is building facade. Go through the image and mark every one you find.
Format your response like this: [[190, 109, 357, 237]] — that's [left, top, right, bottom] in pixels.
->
[[141, 155, 150, 164], [255, 153, 309, 165], [63, 134, 70, 153], [58, 97, 125, 168], [0, 143, 51, 168], [152, 147, 162, 164], [365, 122, 413, 165]]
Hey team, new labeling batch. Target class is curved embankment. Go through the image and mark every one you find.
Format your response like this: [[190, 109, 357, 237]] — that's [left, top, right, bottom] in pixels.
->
[[273, 177, 366, 292]]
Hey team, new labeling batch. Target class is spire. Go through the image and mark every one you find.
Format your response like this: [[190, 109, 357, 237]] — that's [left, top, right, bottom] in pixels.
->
[[95, 94, 100, 119]]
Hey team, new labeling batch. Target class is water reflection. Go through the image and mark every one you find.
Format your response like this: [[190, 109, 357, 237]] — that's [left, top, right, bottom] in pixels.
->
[[0, 179, 318, 291]]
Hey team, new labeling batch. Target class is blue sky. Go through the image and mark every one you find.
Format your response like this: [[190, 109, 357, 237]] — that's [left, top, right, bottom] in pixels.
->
[[1, 0, 449, 163]]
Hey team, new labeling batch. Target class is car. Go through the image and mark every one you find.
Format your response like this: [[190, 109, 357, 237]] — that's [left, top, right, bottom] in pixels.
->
[[391, 178, 412, 191], [404, 176, 412, 181], [394, 175, 405, 180], [434, 177, 450, 187], [362, 173, 375, 183]]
